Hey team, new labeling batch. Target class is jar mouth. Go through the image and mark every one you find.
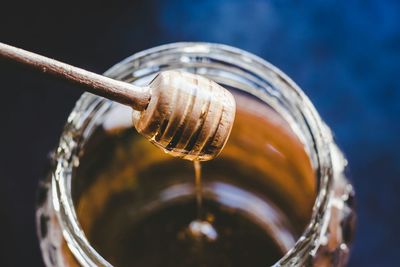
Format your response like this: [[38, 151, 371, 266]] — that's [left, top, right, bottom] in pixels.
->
[[52, 42, 334, 266]]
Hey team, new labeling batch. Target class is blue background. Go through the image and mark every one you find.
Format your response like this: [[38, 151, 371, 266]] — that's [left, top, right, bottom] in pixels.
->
[[0, 0, 399, 266]]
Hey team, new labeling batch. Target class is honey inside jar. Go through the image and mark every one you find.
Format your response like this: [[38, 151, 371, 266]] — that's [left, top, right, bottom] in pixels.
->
[[72, 90, 316, 267]]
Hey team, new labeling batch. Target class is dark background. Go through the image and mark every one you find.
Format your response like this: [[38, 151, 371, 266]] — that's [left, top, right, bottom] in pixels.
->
[[1, 0, 399, 266]]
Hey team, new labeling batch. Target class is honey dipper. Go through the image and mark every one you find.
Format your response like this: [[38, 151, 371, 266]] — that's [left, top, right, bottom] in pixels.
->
[[0, 42, 236, 161]]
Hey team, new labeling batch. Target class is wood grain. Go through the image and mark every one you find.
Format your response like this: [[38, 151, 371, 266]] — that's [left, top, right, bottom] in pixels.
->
[[0, 42, 150, 111]]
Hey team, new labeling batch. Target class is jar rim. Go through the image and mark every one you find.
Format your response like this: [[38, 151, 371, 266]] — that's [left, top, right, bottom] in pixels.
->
[[52, 42, 334, 266]]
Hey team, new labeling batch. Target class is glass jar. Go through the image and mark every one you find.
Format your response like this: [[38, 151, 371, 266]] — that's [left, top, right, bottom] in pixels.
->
[[36, 43, 355, 267]]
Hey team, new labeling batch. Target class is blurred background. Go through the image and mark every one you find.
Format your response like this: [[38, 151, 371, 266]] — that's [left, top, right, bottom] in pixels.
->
[[0, 0, 399, 266]]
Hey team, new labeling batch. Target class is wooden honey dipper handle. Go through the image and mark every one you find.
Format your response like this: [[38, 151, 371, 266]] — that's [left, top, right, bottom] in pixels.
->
[[0, 42, 150, 111]]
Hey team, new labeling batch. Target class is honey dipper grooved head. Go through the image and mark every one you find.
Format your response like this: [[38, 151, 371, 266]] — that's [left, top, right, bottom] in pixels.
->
[[132, 70, 236, 161]]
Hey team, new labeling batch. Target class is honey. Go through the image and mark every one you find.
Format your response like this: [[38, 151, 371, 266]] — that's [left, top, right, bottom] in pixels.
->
[[72, 90, 316, 267]]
